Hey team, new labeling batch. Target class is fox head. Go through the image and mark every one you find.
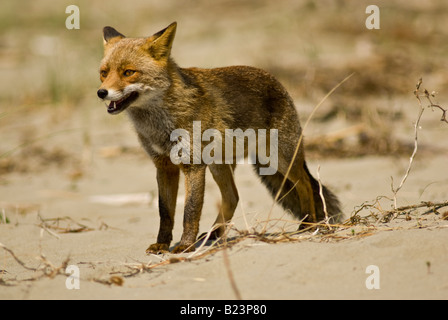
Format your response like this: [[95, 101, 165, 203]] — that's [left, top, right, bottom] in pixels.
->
[[97, 22, 177, 114]]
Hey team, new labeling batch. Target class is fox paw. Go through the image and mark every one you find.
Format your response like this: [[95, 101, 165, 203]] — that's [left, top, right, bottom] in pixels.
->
[[171, 243, 195, 254], [146, 243, 169, 254], [197, 231, 221, 244]]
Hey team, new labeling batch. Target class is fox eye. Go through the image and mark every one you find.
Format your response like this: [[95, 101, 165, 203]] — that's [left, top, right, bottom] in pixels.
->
[[123, 69, 136, 77], [100, 70, 108, 78]]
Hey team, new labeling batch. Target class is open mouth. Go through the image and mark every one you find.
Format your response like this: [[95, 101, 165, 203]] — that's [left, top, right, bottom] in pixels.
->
[[106, 91, 139, 114]]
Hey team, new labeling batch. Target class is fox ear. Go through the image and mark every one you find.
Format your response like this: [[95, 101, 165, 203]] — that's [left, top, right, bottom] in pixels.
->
[[145, 22, 177, 60], [103, 26, 125, 45]]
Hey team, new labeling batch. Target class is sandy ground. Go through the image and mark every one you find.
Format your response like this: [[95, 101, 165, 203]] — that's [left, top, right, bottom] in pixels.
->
[[1, 0, 448, 300], [1, 102, 447, 300]]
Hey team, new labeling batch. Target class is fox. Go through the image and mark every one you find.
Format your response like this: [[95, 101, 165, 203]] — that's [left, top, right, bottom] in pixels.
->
[[97, 22, 342, 254]]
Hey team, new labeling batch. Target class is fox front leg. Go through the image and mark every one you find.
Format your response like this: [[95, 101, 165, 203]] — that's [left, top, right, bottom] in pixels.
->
[[146, 162, 180, 254]]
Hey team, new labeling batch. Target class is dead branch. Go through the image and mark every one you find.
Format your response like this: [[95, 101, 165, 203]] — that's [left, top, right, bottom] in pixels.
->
[[316, 165, 331, 229], [37, 215, 94, 234], [391, 78, 448, 210], [0, 242, 37, 272], [391, 80, 425, 208], [0, 242, 71, 285], [415, 78, 448, 124]]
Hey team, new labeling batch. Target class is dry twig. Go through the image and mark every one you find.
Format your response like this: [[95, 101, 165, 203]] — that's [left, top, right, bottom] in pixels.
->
[[391, 78, 448, 210], [37, 215, 94, 234], [0, 242, 71, 285]]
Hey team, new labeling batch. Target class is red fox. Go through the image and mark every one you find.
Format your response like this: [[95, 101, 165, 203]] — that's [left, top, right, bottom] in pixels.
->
[[97, 22, 341, 253]]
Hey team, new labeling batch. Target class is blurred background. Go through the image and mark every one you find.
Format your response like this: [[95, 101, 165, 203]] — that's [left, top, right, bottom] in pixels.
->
[[2, 0, 448, 104], [1, 0, 447, 201]]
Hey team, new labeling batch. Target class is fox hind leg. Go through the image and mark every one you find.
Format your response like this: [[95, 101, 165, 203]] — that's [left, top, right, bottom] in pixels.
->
[[288, 165, 317, 222], [205, 163, 239, 240]]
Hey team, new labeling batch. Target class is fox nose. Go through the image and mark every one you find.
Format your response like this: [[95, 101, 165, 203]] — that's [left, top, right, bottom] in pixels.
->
[[97, 89, 108, 99]]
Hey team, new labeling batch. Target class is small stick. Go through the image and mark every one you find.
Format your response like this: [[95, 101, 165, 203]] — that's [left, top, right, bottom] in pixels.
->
[[316, 165, 331, 229], [392, 78, 448, 210], [222, 243, 242, 300], [0, 242, 37, 271], [391, 78, 425, 209]]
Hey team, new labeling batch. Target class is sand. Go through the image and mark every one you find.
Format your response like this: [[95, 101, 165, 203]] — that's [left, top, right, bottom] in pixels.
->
[[1, 0, 447, 301], [1, 103, 447, 300]]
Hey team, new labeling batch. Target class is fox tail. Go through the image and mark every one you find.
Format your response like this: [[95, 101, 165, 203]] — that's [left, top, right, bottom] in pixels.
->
[[253, 162, 342, 224]]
